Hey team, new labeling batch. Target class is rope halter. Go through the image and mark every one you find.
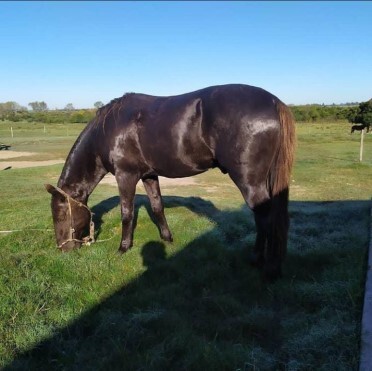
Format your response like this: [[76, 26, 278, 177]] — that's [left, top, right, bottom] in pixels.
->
[[53, 186, 95, 250]]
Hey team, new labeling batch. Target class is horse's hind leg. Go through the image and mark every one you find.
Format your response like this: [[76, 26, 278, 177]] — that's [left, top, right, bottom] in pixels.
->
[[252, 201, 269, 269], [115, 171, 139, 253], [229, 174, 286, 280], [142, 176, 173, 242], [253, 191, 289, 280]]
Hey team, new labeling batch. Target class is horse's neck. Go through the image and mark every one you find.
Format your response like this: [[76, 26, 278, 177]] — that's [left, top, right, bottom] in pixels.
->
[[57, 131, 107, 203]]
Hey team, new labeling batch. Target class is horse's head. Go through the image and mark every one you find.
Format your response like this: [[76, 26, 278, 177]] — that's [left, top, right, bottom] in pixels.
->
[[45, 184, 94, 251]]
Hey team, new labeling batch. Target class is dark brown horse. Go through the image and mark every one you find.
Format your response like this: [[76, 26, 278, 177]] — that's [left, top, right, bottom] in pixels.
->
[[45, 84, 296, 279], [351, 123, 370, 133]]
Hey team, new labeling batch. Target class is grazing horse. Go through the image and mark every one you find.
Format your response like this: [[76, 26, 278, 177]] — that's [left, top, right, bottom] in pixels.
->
[[351, 123, 370, 133], [45, 84, 296, 280]]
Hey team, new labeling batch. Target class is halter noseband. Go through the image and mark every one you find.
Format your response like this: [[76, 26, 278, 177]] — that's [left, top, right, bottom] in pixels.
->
[[54, 186, 95, 250]]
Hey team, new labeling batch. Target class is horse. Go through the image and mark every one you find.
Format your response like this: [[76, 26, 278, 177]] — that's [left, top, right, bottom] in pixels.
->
[[351, 123, 370, 133], [45, 84, 296, 280]]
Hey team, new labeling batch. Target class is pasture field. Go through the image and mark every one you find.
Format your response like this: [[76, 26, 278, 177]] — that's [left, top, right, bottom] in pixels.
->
[[0, 120, 371, 370]]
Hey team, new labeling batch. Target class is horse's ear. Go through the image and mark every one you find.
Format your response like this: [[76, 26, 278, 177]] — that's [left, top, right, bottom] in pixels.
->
[[45, 184, 67, 200], [45, 184, 57, 194]]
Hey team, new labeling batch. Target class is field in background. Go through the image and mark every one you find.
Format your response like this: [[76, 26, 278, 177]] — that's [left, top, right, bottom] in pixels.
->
[[0, 121, 86, 161], [0, 120, 371, 369]]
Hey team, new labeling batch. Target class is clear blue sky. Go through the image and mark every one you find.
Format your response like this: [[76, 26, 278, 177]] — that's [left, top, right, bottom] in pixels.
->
[[0, 1, 371, 109]]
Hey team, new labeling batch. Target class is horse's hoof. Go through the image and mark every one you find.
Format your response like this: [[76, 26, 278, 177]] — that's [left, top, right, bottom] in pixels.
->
[[161, 232, 173, 243], [263, 262, 282, 282], [117, 248, 127, 254], [118, 243, 132, 254]]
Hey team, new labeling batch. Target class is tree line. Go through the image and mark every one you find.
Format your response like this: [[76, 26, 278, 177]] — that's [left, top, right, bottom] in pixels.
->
[[0, 99, 370, 125], [290, 104, 358, 123], [0, 101, 104, 123], [291, 100, 371, 124]]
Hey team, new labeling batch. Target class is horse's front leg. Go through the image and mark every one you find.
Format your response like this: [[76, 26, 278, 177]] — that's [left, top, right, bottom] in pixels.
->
[[142, 176, 173, 242], [115, 171, 139, 253]]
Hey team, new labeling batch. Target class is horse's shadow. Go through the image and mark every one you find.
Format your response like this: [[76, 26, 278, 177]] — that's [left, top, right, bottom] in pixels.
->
[[6, 195, 353, 370], [91, 194, 222, 241]]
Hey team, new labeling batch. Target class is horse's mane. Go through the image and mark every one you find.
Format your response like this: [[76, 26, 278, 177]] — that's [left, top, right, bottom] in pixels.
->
[[92, 93, 135, 128]]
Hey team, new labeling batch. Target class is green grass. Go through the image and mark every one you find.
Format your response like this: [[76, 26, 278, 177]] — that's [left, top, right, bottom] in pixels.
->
[[0, 122, 371, 370], [0, 121, 86, 160]]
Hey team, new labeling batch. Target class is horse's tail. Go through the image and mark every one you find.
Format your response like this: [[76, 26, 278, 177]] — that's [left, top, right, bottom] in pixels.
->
[[268, 101, 296, 197], [268, 101, 296, 260]]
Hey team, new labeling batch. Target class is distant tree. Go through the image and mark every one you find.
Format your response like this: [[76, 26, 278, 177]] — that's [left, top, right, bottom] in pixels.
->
[[348, 99, 372, 125], [0, 101, 28, 121], [40, 102, 48, 111], [65, 103, 75, 111], [345, 106, 359, 123], [28, 102, 37, 111], [0, 101, 24, 112], [94, 101, 104, 109], [28, 101, 48, 111]]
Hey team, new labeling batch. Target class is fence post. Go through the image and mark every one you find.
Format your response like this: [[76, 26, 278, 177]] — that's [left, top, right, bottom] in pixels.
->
[[360, 128, 365, 162], [10, 127, 13, 138]]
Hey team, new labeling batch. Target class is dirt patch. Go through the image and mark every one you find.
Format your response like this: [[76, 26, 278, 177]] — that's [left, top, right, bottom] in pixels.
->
[[100, 173, 197, 188], [0, 150, 64, 169], [0, 151, 36, 159], [1, 160, 65, 170]]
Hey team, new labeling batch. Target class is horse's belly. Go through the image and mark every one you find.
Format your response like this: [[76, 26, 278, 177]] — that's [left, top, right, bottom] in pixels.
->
[[144, 143, 214, 178]]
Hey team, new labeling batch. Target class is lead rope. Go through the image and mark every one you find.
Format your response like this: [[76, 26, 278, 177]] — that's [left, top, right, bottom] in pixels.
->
[[0, 223, 115, 243], [0, 229, 53, 234]]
